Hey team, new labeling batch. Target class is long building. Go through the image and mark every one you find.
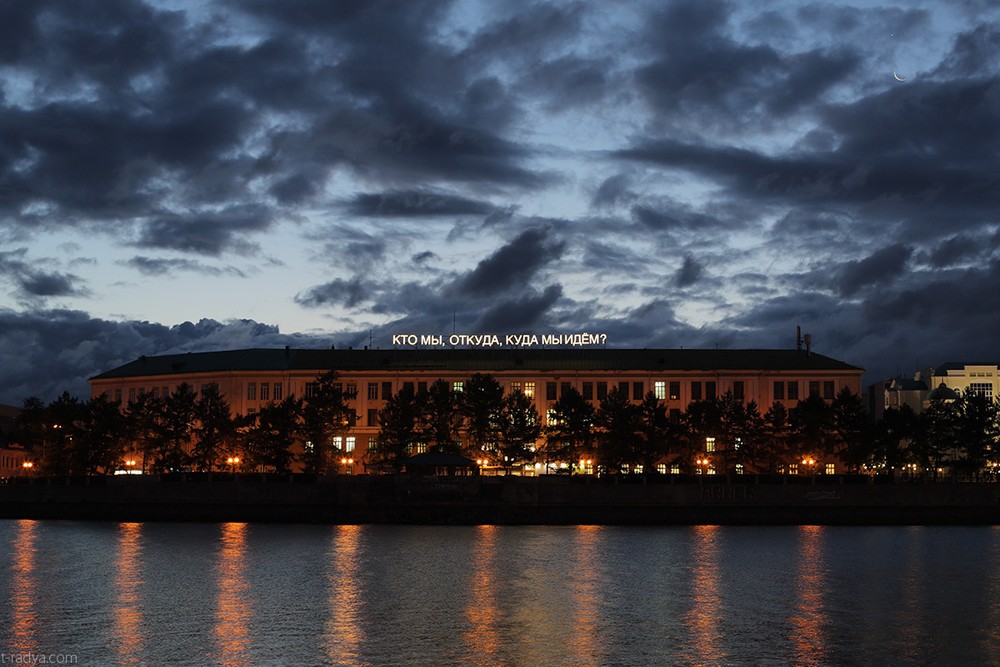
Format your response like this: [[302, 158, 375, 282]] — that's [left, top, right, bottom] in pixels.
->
[[90, 346, 864, 473]]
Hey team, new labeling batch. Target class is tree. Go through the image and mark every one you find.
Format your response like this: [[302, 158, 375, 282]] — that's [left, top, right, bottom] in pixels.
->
[[375, 385, 422, 469], [191, 384, 236, 472], [154, 383, 198, 472], [496, 390, 541, 472], [417, 379, 464, 455], [596, 386, 641, 473], [636, 392, 670, 476], [75, 394, 128, 474], [41, 392, 83, 475], [543, 387, 595, 472], [953, 389, 999, 478], [245, 395, 301, 473], [869, 406, 916, 477], [914, 398, 958, 479], [832, 387, 869, 473], [300, 372, 356, 474], [461, 374, 505, 460], [719, 395, 767, 474], [679, 397, 723, 473], [788, 394, 834, 467], [123, 391, 164, 472], [12, 397, 48, 462]]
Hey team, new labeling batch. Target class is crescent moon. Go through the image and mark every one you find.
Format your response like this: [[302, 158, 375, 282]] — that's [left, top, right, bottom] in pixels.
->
[[893, 71, 906, 82]]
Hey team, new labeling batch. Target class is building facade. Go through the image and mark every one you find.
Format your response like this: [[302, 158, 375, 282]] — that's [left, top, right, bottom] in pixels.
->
[[871, 362, 999, 417], [90, 346, 863, 474]]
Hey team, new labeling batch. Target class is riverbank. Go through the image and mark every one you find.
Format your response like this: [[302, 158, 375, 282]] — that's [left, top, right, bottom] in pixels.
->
[[1, 474, 998, 525]]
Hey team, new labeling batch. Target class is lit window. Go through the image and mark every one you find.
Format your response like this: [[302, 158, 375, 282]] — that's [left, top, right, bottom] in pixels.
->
[[825, 463, 836, 475], [735, 463, 744, 475], [734, 437, 742, 450], [670, 464, 680, 475], [789, 463, 799, 475], [635, 465, 643, 474], [654, 381, 666, 400], [417, 442, 427, 454], [657, 464, 667, 475], [345, 437, 355, 453], [524, 382, 535, 398], [546, 408, 558, 425], [705, 437, 716, 453], [332, 436, 343, 450], [511, 381, 522, 394], [453, 381, 464, 393], [970, 383, 993, 399], [706, 467, 716, 475], [368, 437, 377, 453], [669, 381, 680, 401]]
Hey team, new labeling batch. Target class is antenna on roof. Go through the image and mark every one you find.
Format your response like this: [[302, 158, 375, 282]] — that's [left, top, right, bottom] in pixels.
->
[[796, 325, 802, 351]]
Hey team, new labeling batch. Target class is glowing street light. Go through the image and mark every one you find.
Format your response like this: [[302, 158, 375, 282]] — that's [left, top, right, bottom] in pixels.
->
[[226, 456, 240, 473]]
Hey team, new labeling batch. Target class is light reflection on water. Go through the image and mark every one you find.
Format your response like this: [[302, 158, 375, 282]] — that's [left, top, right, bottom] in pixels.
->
[[1, 522, 999, 665]]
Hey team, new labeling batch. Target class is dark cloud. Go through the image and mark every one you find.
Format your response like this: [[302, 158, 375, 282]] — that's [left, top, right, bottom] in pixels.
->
[[675, 256, 703, 288], [0, 310, 325, 404], [343, 191, 496, 217], [124, 257, 245, 278], [295, 278, 372, 309], [591, 174, 634, 209], [923, 235, 981, 268], [835, 244, 912, 296], [136, 205, 272, 256], [456, 228, 566, 297], [473, 285, 563, 332]]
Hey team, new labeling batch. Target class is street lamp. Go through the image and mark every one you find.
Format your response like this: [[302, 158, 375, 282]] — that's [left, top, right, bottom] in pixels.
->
[[695, 457, 711, 475], [21, 461, 34, 475], [802, 457, 817, 475], [226, 456, 240, 473]]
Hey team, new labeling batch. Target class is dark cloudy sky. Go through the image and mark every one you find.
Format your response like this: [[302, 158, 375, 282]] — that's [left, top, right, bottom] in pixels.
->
[[2, 0, 999, 404]]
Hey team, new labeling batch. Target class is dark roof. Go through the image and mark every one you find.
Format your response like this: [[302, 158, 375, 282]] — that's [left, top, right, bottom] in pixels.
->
[[927, 383, 961, 402], [935, 361, 998, 374], [91, 347, 863, 380], [891, 378, 927, 391]]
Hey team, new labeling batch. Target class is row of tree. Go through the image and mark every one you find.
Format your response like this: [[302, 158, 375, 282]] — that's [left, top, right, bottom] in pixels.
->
[[6, 372, 999, 477]]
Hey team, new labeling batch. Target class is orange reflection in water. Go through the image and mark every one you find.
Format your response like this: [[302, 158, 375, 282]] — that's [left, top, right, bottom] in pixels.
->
[[791, 525, 828, 666], [113, 522, 146, 665], [10, 519, 39, 654], [215, 522, 251, 667], [325, 524, 365, 665], [463, 525, 500, 665], [685, 524, 725, 665], [569, 525, 603, 667]]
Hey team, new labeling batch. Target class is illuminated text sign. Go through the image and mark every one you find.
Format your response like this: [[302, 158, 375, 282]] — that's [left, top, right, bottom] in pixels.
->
[[391, 333, 608, 348]]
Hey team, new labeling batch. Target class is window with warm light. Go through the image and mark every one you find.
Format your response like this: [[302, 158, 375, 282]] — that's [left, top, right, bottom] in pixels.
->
[[705, 437, 716, 452], [345, 437, 355, 453], [735, 463, 744, 475], [453, 381, 464, 393], [654, 381, 666, 400], [670, 464, 680, 475], [524, 382, 535, 398], [789, 463, 799, 475], [657, 464, 667, 474], [825, 463, 836, 475], [511, 381, 522, 394]]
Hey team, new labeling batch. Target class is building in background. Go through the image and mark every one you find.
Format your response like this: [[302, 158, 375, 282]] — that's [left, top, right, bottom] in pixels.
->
[[870, 362, 998, 417], [91, 346, 863, 474]]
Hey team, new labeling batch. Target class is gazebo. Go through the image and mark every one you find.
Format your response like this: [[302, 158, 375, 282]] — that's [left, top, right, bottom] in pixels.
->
[[402, 452, 477, 476]]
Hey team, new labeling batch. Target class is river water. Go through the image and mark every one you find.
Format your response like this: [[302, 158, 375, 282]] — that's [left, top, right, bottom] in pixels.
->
[[0, 520, 997, 666]]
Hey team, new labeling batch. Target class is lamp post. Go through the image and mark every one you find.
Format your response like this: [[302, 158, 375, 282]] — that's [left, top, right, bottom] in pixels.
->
[[226, 456, 240, 473], [802, 457, 817, 476], [21, 461, 34, 476]]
